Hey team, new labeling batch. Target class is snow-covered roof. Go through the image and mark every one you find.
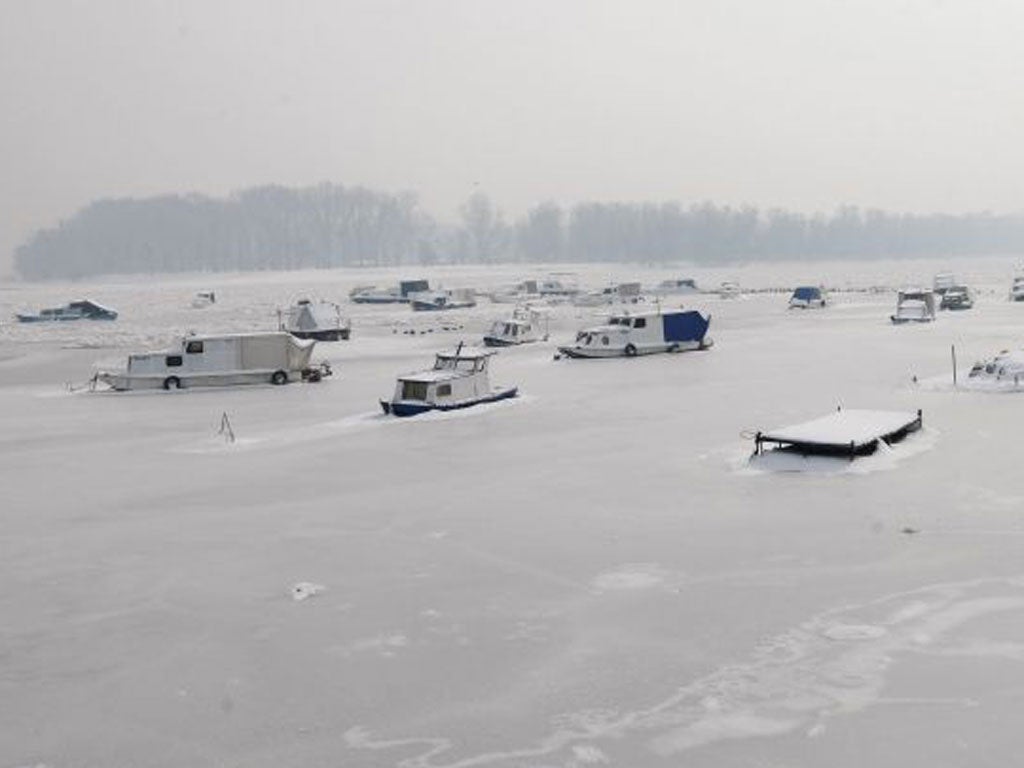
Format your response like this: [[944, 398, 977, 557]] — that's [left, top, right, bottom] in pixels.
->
[[436, 346, 494, 360], [761, 409, 921, 450]]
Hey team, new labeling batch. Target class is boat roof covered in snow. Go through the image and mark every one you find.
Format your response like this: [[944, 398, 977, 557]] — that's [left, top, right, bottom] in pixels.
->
[[435, 345, 495, 360], [754, 408, 923, 457]]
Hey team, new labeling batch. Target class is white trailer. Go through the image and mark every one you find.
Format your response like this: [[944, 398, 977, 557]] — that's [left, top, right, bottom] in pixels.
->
[[98, 332, 316, 391]]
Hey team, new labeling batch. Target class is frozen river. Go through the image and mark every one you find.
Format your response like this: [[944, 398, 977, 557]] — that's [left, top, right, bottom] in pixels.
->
[[4, 258, 1024, 767]]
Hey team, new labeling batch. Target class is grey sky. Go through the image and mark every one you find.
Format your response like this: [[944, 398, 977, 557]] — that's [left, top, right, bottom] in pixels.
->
[[3, 0, 1024, 275]]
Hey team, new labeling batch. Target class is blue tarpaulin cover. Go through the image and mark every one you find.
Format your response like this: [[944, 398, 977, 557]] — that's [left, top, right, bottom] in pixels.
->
[[661, 311, 709, 342], [792, 287, 821, 301]]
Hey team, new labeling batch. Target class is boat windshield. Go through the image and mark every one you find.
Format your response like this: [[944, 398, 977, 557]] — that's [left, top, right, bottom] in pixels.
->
[[434, 356, 479, 372]]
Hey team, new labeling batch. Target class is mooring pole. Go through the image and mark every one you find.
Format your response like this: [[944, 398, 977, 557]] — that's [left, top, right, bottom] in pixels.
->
[[951, 344, 957, 388]]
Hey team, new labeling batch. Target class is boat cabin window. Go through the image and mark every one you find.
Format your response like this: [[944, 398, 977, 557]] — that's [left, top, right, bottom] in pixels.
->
[[434, 357, 480, 372], [186, 340, 204, 354], [402, 381, 428, 400], [166, 355, 183, 367], [436, 383, 452, 397], [633, 317, 647, 328], [608, 317, 622, 325], [601, 335, 609, 345]]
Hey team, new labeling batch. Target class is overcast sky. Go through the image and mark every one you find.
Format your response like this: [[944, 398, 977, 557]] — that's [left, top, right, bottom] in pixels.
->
[[3, 0, 1024, 274]]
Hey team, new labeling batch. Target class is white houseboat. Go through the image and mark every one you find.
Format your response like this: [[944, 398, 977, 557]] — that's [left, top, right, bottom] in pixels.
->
[[350, 279, 430, 304], [788, 286, 827, 309], [891, 289, 936, 324], [483, 305, 549, 347], [17, 299, 118, 323], [488, 280, 541, 304], [409, 288, 477, 311], [279, 299, 350, 341], [380, 344, 518, 417], [97, 332, 317, 391], [558, 308, 712, 358]]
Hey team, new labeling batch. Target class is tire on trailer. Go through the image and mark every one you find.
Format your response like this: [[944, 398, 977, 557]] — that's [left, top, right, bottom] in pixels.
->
[[624, 343, 638, 357], [271, 370, 289, 385], [163, 376, 181, 390]]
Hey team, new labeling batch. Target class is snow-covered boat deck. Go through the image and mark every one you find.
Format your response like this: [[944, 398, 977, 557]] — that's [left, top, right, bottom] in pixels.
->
[[755, 408, 923, 457]]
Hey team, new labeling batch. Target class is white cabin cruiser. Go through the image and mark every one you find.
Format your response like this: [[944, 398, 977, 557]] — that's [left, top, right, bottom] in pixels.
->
[[891, 289, 936, 324], [409, 288, 477, 311], [558, 308, 712, 358], [483, 305, 549, 347], [279, 299, 350, 341], [380, 344, 518, 417], [788, 286, 827, 308], [97, 332, 317, 391], [939, 285, 974, 310], [538, 279, 579, 297]]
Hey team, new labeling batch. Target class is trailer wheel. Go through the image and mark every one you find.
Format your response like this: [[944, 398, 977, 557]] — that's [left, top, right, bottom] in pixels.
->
[[271, 370, 289, 385], [624, 343, 638, 357], [163, 376, 181, 390]]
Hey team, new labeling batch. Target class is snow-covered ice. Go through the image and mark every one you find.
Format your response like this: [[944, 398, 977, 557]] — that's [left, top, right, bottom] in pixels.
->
[[5, 258, 1024, 767]]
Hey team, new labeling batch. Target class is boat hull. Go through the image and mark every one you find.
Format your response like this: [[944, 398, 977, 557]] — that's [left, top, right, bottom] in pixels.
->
[[381, 387, 518, 417], [557, 340, 708, 358]]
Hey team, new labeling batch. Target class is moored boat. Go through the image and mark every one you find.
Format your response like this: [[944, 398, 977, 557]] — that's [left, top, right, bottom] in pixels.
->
[[16, 299, 118, 322], [558, 308, 712, 359], [380, 344, 518, 417], [482, 305, 549, 347], [279, 299, 351, 341]]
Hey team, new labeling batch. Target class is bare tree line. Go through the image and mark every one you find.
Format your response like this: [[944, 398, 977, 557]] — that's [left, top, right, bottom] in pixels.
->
[[14, 183, 1024, 279]]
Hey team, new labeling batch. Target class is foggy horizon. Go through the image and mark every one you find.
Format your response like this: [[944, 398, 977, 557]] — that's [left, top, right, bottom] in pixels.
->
[[5, 0, 1024, 276]]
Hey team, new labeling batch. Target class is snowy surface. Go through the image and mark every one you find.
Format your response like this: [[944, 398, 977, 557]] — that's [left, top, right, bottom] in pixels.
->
[[760, 409, 920, 449], [4, 257, 1024, 767]]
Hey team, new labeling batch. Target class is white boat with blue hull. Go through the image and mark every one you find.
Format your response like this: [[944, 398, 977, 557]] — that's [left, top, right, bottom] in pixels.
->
[[558, 308, 712, 359], [380, 345, 518, 417]]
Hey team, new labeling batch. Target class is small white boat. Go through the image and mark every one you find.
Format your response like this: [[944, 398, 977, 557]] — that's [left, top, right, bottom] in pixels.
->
[[97, 332, 317, 391], [483, 305, 549, 347], [788, 286, 827, 309], [558, 308, 712, 358], [967, 349, 1024, 387], [538, 279, 580, 297], [718, 281, 742, 299], [409, 288, 477, 311], [279, 299, 350, 341], [891, 289, 936, 324], [350, 279, 430, 304], [380, 344, 518, 417], [191, 291, 216, 308], [939, 285, 973, 310]]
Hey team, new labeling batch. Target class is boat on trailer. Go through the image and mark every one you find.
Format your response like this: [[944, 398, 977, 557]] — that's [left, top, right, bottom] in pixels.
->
[[380, 344, 518, 417], [350, 279, 430, 305], [483, 305, 549, 347], [558, 308, 711, 359], [753, 408, 923, 459]]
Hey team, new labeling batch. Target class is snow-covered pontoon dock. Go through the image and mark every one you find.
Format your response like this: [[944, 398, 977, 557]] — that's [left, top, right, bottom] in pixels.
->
[[754, 408, 923, 458]]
